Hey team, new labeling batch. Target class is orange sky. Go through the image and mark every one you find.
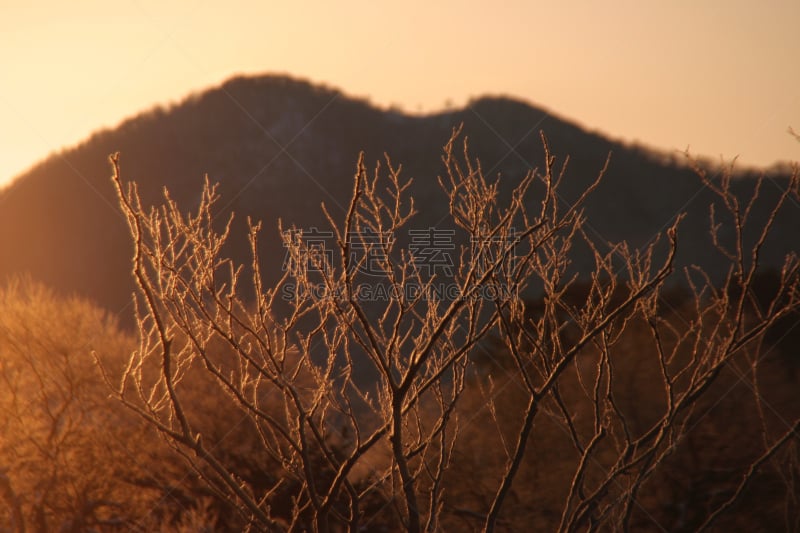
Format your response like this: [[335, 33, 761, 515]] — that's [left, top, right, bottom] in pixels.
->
[[2, 0, 798, 187]]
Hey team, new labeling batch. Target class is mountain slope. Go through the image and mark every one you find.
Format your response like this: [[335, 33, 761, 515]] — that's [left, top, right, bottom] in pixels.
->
[[1, 74, 797, 317]]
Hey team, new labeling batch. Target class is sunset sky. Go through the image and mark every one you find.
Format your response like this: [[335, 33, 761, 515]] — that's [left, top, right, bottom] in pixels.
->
[[2, 0, 798, 188]]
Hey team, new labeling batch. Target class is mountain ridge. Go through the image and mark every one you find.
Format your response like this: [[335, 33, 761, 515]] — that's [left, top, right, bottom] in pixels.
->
[[1, 73, 796, 318]]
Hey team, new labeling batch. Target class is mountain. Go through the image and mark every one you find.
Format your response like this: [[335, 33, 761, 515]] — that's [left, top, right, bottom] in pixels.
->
[[1, 74, 797, 319]]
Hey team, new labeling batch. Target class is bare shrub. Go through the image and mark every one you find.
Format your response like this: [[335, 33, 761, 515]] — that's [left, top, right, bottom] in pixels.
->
[[108, 129, 800, 532]]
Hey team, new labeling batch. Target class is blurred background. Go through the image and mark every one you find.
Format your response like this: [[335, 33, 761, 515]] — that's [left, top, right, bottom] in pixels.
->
[[2, 0, 799, 187]]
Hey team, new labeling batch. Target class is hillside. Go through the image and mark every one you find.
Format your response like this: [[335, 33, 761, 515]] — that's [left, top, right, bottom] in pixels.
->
[[0, 74, 797, 317]]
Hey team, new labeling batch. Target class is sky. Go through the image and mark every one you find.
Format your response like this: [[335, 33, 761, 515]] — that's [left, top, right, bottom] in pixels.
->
[[1, 0, 799, 188]]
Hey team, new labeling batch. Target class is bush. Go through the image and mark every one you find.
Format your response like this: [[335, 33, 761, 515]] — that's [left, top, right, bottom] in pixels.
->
[[0, 280, 252, 531], [0, 279, 153, 530], [108, 129, 800, 532]]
